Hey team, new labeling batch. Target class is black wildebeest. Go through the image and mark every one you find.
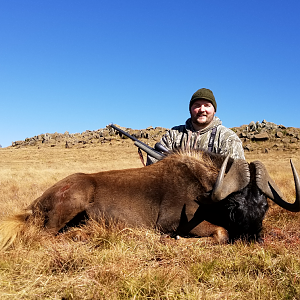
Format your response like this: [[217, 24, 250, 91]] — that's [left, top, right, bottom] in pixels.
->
[[0, 151, 299, 249]]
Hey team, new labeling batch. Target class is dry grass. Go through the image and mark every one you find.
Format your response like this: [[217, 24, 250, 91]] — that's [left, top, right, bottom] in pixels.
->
[[1, 144, 300, 299]]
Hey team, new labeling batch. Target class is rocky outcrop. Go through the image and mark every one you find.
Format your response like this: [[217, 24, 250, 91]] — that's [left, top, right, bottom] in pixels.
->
[[232, 119, 300, 153], [10, 125, 168, 149], [9, 120, 300, 153]]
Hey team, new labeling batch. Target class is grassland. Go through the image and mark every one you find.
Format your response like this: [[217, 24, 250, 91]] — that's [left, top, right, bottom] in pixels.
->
[[1, 142, 300, 299]]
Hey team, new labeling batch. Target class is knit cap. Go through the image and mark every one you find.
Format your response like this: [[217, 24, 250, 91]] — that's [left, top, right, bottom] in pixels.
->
[[189, 88, 217, 112]]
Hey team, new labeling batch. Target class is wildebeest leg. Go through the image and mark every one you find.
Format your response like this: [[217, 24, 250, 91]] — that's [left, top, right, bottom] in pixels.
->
[[175, 205, 229, 243], [44, 199, 88, 234], [189, 221, 229, 243], [175, 204, 204, 236], [31, 177, 96, 233]]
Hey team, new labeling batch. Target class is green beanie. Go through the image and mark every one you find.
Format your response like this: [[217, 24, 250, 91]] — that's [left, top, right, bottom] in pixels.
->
[[189, 88, 217, 112]]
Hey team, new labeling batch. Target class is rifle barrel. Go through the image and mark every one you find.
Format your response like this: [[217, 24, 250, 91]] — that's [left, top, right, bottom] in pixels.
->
[[109, 123, 140, 143], [108, 123, 164, 159]]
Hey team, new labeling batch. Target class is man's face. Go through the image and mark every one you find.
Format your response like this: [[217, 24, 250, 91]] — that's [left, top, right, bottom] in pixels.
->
[[190, 99, 215, 130]]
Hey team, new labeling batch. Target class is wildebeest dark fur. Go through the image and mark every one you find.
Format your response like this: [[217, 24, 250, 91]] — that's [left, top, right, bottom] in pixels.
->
[[186, 183, 269, 243]]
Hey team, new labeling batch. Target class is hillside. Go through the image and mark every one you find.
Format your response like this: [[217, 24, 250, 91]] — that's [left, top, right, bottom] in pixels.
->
[[7, 120, 300, 154]]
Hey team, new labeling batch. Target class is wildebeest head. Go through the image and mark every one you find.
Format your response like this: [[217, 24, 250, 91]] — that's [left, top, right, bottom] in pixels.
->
[[200, 155, 300, 243]]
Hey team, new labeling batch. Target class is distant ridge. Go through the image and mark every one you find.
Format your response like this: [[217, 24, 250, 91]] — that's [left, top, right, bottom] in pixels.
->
[[6, 120, 300, 153]]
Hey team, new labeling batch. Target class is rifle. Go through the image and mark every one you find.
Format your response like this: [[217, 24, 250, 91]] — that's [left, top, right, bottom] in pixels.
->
[[108, 123, 169, 160]]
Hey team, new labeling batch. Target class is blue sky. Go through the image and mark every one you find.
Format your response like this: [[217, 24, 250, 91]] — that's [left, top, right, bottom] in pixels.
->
[[1, 1, 300, 148]]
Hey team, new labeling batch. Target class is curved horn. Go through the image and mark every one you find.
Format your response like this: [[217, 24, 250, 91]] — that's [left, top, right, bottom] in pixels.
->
[[211, 156, 250, 202], [252, 160, 300, 212]]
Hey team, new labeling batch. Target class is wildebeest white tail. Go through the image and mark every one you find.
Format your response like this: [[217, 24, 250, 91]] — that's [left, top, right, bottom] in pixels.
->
[[0, 213, 30, 250]]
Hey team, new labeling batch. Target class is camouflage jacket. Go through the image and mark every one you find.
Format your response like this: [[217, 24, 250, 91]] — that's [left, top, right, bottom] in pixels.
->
[[147, 116, 245, 164]]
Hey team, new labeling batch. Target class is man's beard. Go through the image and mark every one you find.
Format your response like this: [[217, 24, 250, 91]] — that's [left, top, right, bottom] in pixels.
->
[[191, 113, 215, 129]]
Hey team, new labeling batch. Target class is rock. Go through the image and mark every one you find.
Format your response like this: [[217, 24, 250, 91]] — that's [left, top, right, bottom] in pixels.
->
[[282, 138, 290, 143], [244, 144, 251, 151], [249, 121, 256, 131], [247, 133, 254, 139], [12, 140, 24, 147], [141, 132, 149, 139], [278, 125, 286, 129], [291, 138, 298, 143], [253, 132, 269, 141]]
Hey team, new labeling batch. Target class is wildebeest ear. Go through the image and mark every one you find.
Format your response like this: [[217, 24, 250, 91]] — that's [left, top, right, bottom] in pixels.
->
[[252, 160, 300, 212], [211, 156, 250, 202]]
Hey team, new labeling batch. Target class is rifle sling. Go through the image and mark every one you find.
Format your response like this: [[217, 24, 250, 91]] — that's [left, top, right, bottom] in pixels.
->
[[208, 126, 218, 152]]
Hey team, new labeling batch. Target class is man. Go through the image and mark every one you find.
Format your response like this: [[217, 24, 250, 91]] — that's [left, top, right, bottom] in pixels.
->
[[147, 88, 245, 165]]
